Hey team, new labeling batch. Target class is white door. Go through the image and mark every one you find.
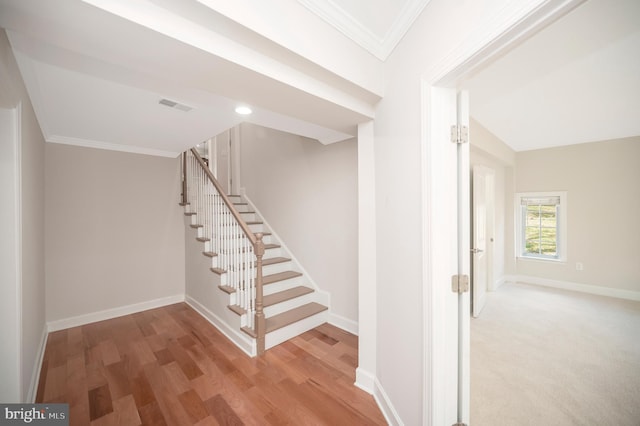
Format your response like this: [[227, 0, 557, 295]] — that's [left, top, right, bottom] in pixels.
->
[[471, 165, 494, 317], [425, 87, 470, 425], [456, 91, 471, 425]]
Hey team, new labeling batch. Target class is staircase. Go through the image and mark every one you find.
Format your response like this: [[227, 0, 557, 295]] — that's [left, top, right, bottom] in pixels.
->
[[181, 149, 328, 355]]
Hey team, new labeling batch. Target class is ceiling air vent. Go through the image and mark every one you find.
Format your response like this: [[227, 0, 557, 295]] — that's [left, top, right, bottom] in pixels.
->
[[158, 98, 193, 112]]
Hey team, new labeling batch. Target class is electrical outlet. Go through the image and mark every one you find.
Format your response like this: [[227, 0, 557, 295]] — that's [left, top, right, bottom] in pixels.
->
[[576, 262, 584, 271]]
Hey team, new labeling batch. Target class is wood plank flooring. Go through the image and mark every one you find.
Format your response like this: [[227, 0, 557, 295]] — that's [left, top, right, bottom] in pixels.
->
[[36, 303, 386, 425]]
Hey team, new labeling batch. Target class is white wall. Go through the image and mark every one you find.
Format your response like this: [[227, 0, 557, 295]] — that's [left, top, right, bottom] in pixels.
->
[[238, 123, 359, 325], [0, 29, 46, 402], [515, 137, 640, 293], [374, 0, 552, 423], [45, 144, 185, 324]]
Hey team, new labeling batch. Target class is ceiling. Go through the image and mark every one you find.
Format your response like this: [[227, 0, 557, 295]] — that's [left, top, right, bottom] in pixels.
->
[[464, 0, 640, 152], [1, 0, 637, 156], [0, 0, 398, 157]]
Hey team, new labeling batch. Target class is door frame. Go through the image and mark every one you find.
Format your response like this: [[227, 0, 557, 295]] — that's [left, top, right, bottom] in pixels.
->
[[420, 1, 585, 424]]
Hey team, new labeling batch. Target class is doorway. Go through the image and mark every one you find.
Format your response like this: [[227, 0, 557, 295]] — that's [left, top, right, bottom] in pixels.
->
[[421, 1, 585, 424]]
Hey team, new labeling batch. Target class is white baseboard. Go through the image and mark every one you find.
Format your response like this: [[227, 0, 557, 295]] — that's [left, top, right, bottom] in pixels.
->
[[492, 276, 508, 290], [513, 275, 640, 302], [47, 294, 185, 332], [354, 367, 375, 393], [185, 296, 256, 357], [373, 378, 404, 426], [329, 312, 358, 336], [26, 326, 48, 402]]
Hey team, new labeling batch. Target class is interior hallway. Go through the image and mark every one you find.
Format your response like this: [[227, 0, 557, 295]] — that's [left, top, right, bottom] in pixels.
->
[[36, 303, 386, 425]]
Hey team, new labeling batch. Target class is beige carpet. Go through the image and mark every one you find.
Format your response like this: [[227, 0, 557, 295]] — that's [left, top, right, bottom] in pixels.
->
[[471, 282, 640, 426]]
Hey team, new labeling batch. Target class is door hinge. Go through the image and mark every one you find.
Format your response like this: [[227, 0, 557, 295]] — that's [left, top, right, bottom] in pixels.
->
[[450, 125, 468, 144], [451, 274, 469, 294]]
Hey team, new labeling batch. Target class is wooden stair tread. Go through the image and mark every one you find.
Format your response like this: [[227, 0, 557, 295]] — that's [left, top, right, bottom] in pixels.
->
[[228, 305, 245, 315], [264, 243, 280, 250], [210, 267, 225, 275], [262, 257, 290, 266], [218, 285, 235, 294], [202, 251, 217, 258], [266, 302, 328, 333], [190, 224, 203, 228], [184, 212, 196, 216], [196, 237, 210, 242], [263, 286, 313, 307], [264, 271, 302, 285]]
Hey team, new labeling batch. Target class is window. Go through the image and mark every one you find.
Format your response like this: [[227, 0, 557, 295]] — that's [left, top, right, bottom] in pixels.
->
[[515, 192, 567, 261]]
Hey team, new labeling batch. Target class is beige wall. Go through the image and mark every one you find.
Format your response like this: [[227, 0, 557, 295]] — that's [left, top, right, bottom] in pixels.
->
[[45, 144, 185, 322], [238, 123, 359, 324], [0, 29, 46, 402], [515, 137, 640, 292]]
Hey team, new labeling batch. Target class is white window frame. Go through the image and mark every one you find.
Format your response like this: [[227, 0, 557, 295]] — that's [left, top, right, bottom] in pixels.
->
[[515, 191, 567, 262]]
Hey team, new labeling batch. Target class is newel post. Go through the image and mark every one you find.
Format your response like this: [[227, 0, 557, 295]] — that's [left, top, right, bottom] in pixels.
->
[[254, 233, 266, 355], [180, 151, 188, 205]]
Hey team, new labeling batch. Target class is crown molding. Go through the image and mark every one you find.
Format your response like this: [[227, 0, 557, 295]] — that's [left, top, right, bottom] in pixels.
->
[[47, 134, 179, 158], [298, 0, 431, 60]]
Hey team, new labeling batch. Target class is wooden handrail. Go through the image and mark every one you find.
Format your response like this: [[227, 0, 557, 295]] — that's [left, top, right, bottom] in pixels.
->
[[189, 148, 257, 246], [181, 152, 188, 205], [187, 148, 266, 355]]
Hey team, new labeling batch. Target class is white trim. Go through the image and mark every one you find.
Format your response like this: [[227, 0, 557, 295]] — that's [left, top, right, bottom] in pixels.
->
[[493, 276, 508, 291], [297, 0, 431, 60], [515, 191, 568, 262], [373, 378, 405, 426], [354, 367, 375, 394], [185, 295, 256, 357], [328, 312, 358, 336], [47, 134, 179, 158], [26, 326, 47, 403], [15, 105, 24, 401], [47, 294, 185, 332], [513, 275, 640, 302]]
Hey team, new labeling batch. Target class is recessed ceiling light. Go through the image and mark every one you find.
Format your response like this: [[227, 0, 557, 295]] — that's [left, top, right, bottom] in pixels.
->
[[235, 106, 252, 115]]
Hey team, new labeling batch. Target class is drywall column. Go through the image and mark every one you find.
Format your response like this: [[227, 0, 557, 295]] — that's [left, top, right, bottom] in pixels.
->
[[355, 120, 377, 392], [0, 107, 21, 402]]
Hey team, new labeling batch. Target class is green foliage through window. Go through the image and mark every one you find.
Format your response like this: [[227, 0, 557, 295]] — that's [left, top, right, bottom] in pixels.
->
[[521, 202, 559, 258]]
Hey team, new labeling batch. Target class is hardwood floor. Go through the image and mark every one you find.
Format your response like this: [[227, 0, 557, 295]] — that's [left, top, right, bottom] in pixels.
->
[[36, 303, 386, 425]]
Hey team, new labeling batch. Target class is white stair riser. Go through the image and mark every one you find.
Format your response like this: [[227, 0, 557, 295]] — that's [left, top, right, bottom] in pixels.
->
[[262, 261, 293, 276], [249, 223, 265, 233], [264, 291, 317, 318], [232, 204, 251, 213], [239, 212, 257, 222], [265, 310, 329, 349], [262, 276, 304, 296]]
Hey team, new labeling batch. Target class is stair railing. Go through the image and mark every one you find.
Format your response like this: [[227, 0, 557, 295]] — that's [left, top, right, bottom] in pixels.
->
[[181, 149, 266, 354]]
